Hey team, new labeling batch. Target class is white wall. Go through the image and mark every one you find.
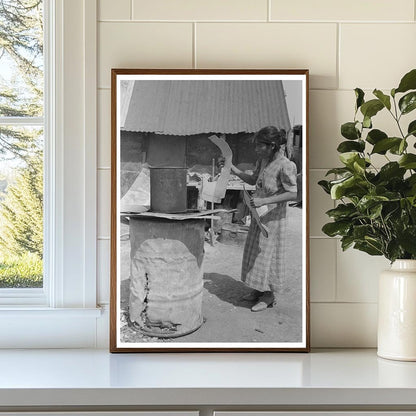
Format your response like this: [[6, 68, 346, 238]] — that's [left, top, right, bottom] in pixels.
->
[[96, 0, 416, 348]]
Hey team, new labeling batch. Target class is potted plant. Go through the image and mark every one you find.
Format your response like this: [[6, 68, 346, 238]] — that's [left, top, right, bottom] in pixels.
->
[[319, 68, 416, 361]]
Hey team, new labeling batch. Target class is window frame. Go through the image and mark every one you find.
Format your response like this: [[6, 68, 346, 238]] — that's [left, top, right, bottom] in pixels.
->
[[0, 1, 49, 305], [0, 0, 100, 348]]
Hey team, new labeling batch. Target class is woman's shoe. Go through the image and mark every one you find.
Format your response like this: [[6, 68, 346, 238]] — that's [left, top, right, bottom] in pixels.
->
[[251, 291, 275, 312], [241, 290, 262, 302]]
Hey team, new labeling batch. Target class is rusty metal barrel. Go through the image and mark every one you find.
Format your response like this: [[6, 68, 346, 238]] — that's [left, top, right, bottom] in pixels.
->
[[149, 167, 187, 213], [128, 217, 205, 338]]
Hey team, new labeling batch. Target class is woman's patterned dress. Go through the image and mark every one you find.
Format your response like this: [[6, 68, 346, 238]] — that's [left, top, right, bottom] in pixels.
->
[[241, 153, 297, 293]]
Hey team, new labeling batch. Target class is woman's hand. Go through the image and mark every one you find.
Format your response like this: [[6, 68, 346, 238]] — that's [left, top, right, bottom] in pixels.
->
[[230, 164, 238, 174], [251, 197, 264, 208], [218, 157, 239, 174]]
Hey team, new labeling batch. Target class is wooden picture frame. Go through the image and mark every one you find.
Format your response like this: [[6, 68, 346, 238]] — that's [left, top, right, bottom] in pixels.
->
[[110, 69, 310, 352]]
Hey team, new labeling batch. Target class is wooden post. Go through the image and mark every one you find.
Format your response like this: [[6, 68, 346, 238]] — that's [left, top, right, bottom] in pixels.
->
[[210, 158, 215, 246]]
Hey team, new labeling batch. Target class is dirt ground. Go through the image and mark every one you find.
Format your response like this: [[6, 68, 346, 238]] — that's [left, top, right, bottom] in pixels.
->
[[119, 205, 303, 344]]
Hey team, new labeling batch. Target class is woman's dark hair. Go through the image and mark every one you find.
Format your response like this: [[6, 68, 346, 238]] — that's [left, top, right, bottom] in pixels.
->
[[253, 126, 287, 152]]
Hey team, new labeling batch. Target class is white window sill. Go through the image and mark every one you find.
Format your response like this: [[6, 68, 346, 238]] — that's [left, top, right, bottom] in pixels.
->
[[0, 307, 104, 348], [0, 306, 102, 316]]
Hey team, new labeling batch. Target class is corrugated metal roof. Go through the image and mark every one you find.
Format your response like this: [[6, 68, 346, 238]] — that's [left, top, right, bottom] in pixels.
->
[[122, 80, 291, 135]]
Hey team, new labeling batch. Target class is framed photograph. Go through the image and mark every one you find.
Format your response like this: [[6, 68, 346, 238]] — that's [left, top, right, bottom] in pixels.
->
[[110, 69, 310, 352]]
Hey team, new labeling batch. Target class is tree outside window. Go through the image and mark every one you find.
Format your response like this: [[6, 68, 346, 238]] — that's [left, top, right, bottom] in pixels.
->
[[0, 0, 44, 288]]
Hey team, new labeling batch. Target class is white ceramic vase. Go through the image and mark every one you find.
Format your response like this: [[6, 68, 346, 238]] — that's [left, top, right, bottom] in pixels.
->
[[378, 259, 416, 361]]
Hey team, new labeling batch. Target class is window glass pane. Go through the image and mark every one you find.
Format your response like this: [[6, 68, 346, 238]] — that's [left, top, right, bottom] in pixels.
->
[[0, 0, 44, 291], [0, 0, 44, 117], [0, 126, 43, 289]]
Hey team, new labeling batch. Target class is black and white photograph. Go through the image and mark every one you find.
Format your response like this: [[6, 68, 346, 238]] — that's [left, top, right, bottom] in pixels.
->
[[110, 69, 309, 352]]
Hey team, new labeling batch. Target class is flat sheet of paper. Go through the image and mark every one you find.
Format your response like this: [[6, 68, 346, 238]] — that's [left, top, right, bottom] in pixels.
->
[[201, 178, 221, 203], [201, 135, 233, 203]]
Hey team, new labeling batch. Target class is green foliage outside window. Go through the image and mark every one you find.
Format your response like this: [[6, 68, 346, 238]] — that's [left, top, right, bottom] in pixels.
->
[[0, 0, 44, 288]]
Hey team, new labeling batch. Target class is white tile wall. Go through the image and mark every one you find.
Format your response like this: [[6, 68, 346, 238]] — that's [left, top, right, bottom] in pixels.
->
[[96, 0, 416, 347], [309, 90, 354, 169], [270, 0, 415, 22], [98, 22, 193, 88], [98, 89, 111, 168], [339, 24, 416, 90], [310, 239, 336, 302], [98, 169, 111, 239], [311, 303, 378, 347], [132, 0, 268, 21], [336, 246, 389, 303], [98, 0, 131, 21], [196, 23, 338, 89], [97, 239, 110, 305]]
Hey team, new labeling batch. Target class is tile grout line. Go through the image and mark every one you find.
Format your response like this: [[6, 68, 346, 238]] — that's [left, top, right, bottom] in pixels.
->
[[193, 22, 197, 69], [130, 0, 133, 20], [309, 235, 339, 239], [96, 87, 392, 92], [333, 231, 338, 302], [311, 301, 378, 305], [97, 19, 415, 24], [267, 0, 271, 22], [336, 22, 340, 90]]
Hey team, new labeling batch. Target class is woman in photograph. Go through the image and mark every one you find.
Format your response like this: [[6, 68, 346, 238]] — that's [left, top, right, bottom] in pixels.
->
[[230, 126, 298, 312]]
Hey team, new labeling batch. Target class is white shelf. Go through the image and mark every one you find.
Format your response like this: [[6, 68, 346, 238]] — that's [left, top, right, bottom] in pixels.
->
[[0, 349, 416, 409]]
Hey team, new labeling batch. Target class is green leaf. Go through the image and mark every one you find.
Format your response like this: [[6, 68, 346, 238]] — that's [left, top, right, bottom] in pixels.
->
[[373, 89, 391, 110], [360, 99, 384, 119], [371, 137, 402, 154], [322, 221, 351, 237], [339, 152, 360, 167], [406, 174, 416, 187], [362, 115, 372, 129], [398, 227, 416, 255], [399, 139, 407, 154], [405, 175, 416, 196], [399, 92, 416, 115], [369, 203, 383, 219], [318, 180, 331, 194], [391, 88, 396, 97], [357, 195, 389, 211], [354, 241, 383, 256], [326, 203, 357, 220], [337, 140, 365, 153], [341, 235, 355, 251], [353, 224, 374, 240], [355, 88, 365, 110], [389, 139, 408, 155], [366, 129, 388, 145], [353, 158, 366, 174], [330, 175, 366, 200], [330, 176, 354, 199], [395, 69, 416, 94], [399, 154, 416, 169], [386, 240, 402, 263], [325, 167, 352, 176], [407, 120, 416, 138], [365, 236, 384, 251], [384, 203, 400, 222], [341, 122, 360, 140], [377, 162, 406, 181]]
